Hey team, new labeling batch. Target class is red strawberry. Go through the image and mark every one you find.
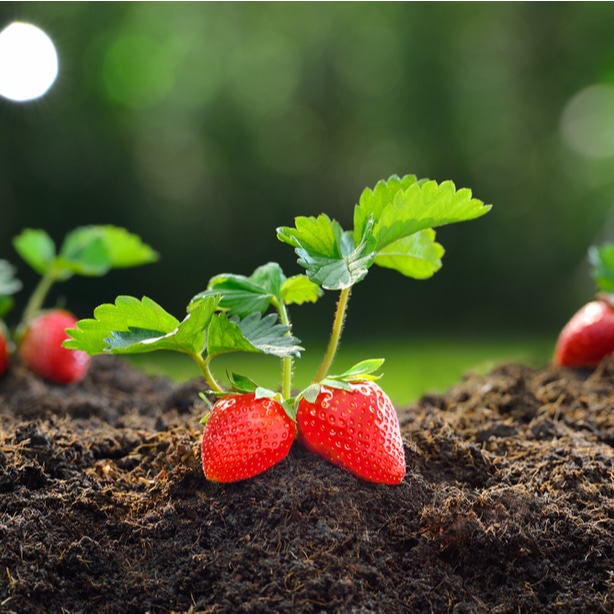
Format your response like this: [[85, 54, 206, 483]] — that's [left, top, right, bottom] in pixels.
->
[[19, 310, 91, 384], [0, 322, 9, 376], [297, 380, 406, 485], [201, 393, 296, 483], [554, 299, 614, 367]]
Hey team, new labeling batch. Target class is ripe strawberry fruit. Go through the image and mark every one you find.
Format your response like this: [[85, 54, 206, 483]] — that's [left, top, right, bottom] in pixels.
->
[[19, 310, 91, 384], [297, 380, 406, 485], [554, 299, 614, 368], [201, 393, 297, 482], [0, 322, 9, 376]]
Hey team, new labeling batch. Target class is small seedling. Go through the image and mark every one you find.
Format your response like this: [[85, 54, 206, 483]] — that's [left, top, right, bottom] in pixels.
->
[[0, 225, 158, 383], [555, 243, 614, 367], [66, 175, 491, 484]]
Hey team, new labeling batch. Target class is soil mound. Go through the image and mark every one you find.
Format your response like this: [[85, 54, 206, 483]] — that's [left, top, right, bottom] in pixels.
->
[[0, 355, 612, 613]]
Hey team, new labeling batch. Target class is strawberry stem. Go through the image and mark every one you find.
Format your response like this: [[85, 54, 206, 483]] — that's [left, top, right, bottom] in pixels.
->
[[194, 352, 225, 394], [20, 266, 58, 332], [271, 297, 293, 399], [313, 286, 351, 383]]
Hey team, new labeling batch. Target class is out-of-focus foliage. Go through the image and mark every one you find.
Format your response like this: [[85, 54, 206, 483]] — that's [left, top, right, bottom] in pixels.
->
[[1, 3, 613, 338]]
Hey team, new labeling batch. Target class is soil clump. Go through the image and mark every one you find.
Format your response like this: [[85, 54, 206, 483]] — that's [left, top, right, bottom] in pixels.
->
[[0, 355, 612, 613]]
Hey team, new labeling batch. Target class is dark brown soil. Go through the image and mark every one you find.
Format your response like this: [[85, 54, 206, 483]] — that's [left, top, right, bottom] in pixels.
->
[[0, 354, 612, 613]]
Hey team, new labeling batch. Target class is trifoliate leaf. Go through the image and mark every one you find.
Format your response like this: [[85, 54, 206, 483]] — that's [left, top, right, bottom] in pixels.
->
[[64, 295, 180, 354], [374, 228, 445, 279], [277, 214, 377, 290], [59, 225, 158, 278], [13, 229, 56, 276], [589, 243, 614, 293], [280, 275, 323, 305], [95, 226, 159, 268]]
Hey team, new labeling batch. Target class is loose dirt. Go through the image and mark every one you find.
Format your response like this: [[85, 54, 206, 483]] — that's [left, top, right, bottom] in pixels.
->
[[0, 354, 612, 613]]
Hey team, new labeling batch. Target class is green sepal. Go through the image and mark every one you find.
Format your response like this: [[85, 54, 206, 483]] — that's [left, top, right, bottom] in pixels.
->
[[319, 358, 385, 389], [227, 372, 259, 394]]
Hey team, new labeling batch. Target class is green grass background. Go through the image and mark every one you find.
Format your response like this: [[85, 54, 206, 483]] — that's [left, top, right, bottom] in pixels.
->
[[129, 336, 553, 407]]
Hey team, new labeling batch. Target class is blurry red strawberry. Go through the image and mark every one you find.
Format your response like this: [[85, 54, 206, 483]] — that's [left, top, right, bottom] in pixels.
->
[[19, 310, 91, 384], [297, 380, 406, 485], [554, 299, 614, 367], [0, 322, 9, 376], [202, 392, 296, 482]]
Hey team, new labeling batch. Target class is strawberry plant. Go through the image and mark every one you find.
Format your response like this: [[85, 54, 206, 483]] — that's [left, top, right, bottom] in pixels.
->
[[65, 175, 491, 484], [0, 225, 158, 383], [555, 243, 614, 367]]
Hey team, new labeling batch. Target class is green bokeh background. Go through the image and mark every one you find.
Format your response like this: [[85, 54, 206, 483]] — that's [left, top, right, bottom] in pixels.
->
[[2, 3, 614, 400]]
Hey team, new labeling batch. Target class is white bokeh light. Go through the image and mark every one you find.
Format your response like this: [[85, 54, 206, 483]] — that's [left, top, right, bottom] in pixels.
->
[[560, 84, 614, 159], [0, 22, 58, 102]]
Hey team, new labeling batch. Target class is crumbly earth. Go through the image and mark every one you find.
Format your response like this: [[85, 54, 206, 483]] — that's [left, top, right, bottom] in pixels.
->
[[0, 355, 612, 613]]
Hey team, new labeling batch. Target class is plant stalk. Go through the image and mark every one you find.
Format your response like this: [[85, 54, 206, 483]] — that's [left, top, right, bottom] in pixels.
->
[[272, 297, 293, 399], [20, 267, 58, 332], [194, 352, 224, 394], [313, 287, 351, 383]]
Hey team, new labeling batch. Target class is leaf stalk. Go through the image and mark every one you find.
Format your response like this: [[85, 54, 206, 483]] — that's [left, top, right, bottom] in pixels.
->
[[313, 287, 351, 383]]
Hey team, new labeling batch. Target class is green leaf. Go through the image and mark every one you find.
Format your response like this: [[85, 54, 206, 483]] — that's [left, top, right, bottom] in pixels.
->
[[374, 228, 445, 279], [0, 260, 22, 297], [238, 312, 303, 357], [353, 174, 422, 242], [207, 312, 303, 358], [358, 179, 491, 252], [59, 225, 158, 278], [59, 228, 111, 278], [192, 262, 285, 318], [589, 243, 614, 292], [95, 225, 159, 268], [207, 312, 260, 355], [13, 229, 56, 276], [280, 275, 323, 305], [277, 214, 377, 290], [64, 295, 180, 354]]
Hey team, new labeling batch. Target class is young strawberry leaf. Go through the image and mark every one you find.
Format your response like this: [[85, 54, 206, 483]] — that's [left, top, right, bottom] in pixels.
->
[[192, 262, 322, 318], [276, 214, 376, 290], [354, 176, 491, 253], [193, 262, 285, 318], [15, 225, 159, 328], [589, 243, 614, 293]]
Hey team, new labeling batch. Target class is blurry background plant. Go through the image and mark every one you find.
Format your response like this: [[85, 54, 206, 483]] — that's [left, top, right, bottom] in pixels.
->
[[1, 3, 612, 400]]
